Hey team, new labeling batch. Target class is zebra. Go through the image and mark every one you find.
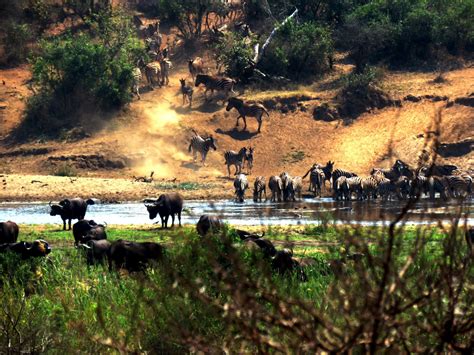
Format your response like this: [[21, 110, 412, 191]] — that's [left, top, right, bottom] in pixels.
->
[[195, 74, 236, 102], [302, 164, 324, 197], [395, 176, 411, 199], [409, 175, 430, 198], [288, 176, 303, 201], [268, 176, 283, 202], [234, 174, 249, 203], [443, 175, 472, 199], [224, 147, 247, 177], [245, 147, 254, 174], [372, 159, 414, 182], [188, 57, 204, 82], [331, 168, 358, 192], [253, 176, 266, 202], [418, 164, 458, 177], [427, 176, 448, 200], [346, 177, 363, 200], [188, 130, 217, 165], [377, 178, 397, 201], [226, 97, 269, 133], [131, 66, 142, 99], [138, 57, 161, 89], [280, 172, 293, 202], [159, 58, 171, 86], [335, 176, 350, 201], [361, 175, 381, 200], [179, 78, 193, 108]]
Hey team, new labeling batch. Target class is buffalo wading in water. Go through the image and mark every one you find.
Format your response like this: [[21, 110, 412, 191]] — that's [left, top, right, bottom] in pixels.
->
[[49, 198, 95, 230], [144, 193, 184, 228], [0, 221, 19, 243]]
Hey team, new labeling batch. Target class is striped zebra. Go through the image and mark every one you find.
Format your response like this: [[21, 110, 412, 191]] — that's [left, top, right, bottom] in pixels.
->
[[188, 130, 217, 165], [372, 159, 414, 182], [179, 78, 193, 108], [253, 176, 266, 202], [409, 175, 430, 198], [346, 177, 363, 200], [361, 175, 381, 200], [268, 176, 283, 202], [331, 168, 358, 192], [335, 176, 350, 201], [288, 176, 303, 201], [131, 67, 142, 99], [245, 147, 254, 174], [303, 165, 325, 197], [443, 175, 472, 198], [377, 178, 397, 201], [280, 172, 292, 202], [195, 74, 236, 102], [145, 61, 162, 89], [224, 147, 247, 177], [159, 58, 172, 86], [226, 98, 269, 133], [234, 173, 249, 203]]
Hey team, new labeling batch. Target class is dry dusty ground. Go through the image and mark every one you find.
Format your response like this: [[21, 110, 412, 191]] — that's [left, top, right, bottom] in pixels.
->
[[0, 56, 473, 202]]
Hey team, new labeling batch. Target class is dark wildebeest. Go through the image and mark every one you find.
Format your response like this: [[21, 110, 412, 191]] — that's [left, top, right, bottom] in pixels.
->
[[0, 239, 51, 258], [144, 193, 184, 228], [196, 215, 225, 237], [72, 220, 107, 246], [49, 198, 95, 230], [79, 239, 111, 265], [0, 221, 19, 243], [108, 240, 165, 272]]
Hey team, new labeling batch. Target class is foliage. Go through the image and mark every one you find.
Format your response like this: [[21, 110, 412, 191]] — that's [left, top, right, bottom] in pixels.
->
[[341, 66, 384, 92], [259, 20, 334, 80], [19, 9, 145, 139], [2, 22, 31, 66], [52, 163, 78, 177], [154, 181, 216, 191], [214, 32, 256, 80]]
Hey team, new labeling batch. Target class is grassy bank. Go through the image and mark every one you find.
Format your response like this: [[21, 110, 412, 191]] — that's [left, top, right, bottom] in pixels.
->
[[0, 224, 472, 352]]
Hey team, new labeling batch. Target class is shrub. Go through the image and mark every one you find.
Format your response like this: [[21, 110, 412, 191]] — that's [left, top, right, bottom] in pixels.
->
[[18, 9, 145, 139], [214, 32, 256, 80], [258, 20, 333, 80], [52, 163, 77, 177], [3, 22, 31, 65]]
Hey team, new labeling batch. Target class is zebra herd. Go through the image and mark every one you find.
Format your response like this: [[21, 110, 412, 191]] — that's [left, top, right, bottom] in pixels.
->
[[229, 160, 473, 203]]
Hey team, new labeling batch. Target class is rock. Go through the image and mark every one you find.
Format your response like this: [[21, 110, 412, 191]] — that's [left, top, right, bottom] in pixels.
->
[[312, 103, 339, 122], [454, 96, 474, 107], [404, 94, 421, 102]]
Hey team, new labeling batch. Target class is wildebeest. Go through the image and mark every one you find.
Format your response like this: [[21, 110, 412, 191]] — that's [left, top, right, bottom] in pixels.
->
[[196, 215, 225, 237], [234, 174, 249, 203], [253, 176, 266, 202], [79, 239, 111, 265], [0, 221, 19, 243], [188, 57, 204, 82], [108, 240, 165, 272], [0, 239, 51, 258], [72, 219, 107, 246], [49, 198, 95, 230], [226, 97, 269, 133], [144, 193, 184, 228]]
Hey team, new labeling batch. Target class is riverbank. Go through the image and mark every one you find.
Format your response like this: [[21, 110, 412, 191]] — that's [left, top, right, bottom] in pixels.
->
[[0, 173, 235, 202]]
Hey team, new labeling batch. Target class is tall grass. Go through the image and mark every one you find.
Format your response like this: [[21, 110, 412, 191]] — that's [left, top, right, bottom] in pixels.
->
[[0, 222, 472, 352]]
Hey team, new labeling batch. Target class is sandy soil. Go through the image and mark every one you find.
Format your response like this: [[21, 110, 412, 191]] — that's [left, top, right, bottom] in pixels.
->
[[0, 54, 472, 202]]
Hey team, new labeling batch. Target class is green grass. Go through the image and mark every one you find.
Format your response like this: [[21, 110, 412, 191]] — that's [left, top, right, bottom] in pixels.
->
[[282, 150, 306, 164], [0, 224, 471, 352]]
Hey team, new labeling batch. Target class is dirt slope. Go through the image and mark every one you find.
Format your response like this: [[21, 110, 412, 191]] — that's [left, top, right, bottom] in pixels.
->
[[0, 60, 472, 201]]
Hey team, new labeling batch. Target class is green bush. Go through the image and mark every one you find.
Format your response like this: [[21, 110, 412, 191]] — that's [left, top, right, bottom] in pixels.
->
[[214, 32, 256, 80], [19, 9, 144, 139], [259, 20, 334, 80], [3, 22, 31, 65]]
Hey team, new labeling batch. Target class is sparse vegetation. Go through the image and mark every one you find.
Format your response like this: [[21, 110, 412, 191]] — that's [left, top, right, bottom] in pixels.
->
[[283, 150, 306, 164], [52, 163, 77, 177], [154, 181, 216, 191]]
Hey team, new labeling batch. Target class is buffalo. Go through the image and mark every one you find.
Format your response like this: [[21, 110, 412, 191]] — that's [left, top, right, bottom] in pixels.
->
[[72, 219, 107, 246], [49, 198, 95, 230], [144, 193, 183, 228], [79, 239, 111, 265], [0, 221, 19, 243], [272, 249, 307, 281], [108, 240, 165, 272], [243, 237, 277, 259], [0, 239, 51, 258], [196, 215, 224, 236]]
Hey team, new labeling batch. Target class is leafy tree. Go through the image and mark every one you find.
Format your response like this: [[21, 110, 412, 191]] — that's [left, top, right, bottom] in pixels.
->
[[3, 22, 31, 65], [259, 20, 334, 80]]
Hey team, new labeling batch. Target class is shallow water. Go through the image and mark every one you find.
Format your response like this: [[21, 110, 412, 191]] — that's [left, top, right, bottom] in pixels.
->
[[0, 198, 472, 226]]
